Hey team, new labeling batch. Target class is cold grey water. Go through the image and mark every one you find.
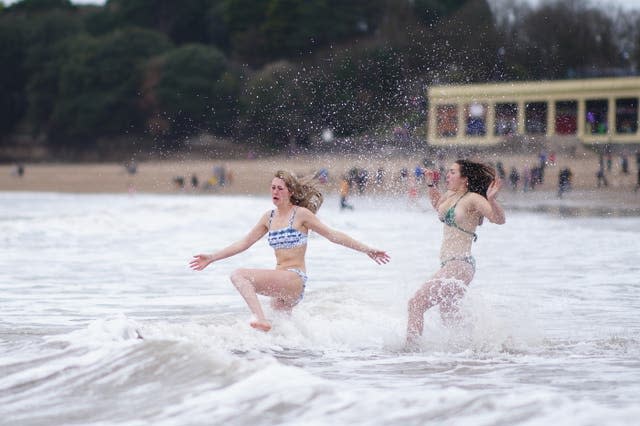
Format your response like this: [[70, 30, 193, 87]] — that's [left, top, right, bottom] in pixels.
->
[[1, 191, 639, 425]]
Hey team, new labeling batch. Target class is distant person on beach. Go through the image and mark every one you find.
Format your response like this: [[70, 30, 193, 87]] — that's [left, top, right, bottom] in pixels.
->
[[508, 166, 519, 191], [496, 161, 506, 181], [406, 159, 505, 348], [190, 170, 390, 332], [558, 167, 572, 198], [173, 176, 185, 190], [636, 151, 640, 191], [339, 176, 354, 210], [11, 163, 24, 177], [375, 167, 385, 187], [597, 154, 608, 188], [125, 160, 137, 175], [620, 152, 629, 174], [523, 166, 531, 192]]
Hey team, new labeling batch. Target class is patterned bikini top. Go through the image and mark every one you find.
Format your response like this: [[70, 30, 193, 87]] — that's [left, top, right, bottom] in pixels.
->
[[267, 207, 308, 250], [439, 192, 478, 242]]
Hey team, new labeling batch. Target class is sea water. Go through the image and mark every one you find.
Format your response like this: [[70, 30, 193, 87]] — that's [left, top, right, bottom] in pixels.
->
[[1, 191, 639, 426]]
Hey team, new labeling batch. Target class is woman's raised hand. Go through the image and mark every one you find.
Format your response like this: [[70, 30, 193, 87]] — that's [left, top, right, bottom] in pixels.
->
[[424, 169, 436, 184], [487, 177, 503, 201]]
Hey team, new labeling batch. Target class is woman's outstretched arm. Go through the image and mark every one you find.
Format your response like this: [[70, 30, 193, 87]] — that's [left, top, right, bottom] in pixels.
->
[[190, 214, 269, 270], [299, 208, 390, 264]]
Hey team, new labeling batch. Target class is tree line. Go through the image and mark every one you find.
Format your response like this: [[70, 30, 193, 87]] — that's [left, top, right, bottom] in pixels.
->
[[1, 0, 638, 159]]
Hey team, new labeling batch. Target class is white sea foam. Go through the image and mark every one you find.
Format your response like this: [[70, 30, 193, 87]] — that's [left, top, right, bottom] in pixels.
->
[[1, 191, 639, 425]]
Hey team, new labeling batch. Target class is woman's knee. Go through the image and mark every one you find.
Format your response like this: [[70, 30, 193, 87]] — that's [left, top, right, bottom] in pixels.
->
[[230, 269, 250, 286], [411, 282, 442, 309]]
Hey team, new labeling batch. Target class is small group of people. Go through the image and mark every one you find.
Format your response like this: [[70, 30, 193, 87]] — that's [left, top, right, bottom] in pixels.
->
[[597, 150, 640, 189], [512, 165, 545, 192], [190, 159, 505, 347], [172, 165, 233, 192]]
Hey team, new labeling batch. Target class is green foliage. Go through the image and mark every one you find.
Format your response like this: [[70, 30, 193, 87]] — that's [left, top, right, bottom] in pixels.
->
[[240, 61, 307, 148], [0, 0, 637, 156], [310, 46, 406, 136], [150, 44, 240, 142], [434, 0, 500, 82], [239, 44, 408, 148], [261, 0, 383, 58], [22, 9, 84, 126], [45, 28, 172, 144], [0, 6, 83, 138], [99, 0, 223, 46], [412, 0, 467, 25], [512, 2, 621, 79], [6, 0, 74, 13], [0, 19, 28, 137], [222, 0, 383, 66]]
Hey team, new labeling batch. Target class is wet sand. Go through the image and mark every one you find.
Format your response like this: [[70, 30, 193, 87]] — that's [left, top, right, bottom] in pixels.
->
[[1, 152, 639, 214]]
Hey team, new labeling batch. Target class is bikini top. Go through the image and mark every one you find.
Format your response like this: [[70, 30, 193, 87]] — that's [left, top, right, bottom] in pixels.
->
[[267, 207, 308, 250], [440, 192, 478, 242]]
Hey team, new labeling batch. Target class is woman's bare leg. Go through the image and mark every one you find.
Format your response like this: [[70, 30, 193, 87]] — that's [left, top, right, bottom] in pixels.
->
[[438, 279, 467, 326], [406, 260, 474, 345], [230, 268, 303, 331], [407, 281, 439, 344]]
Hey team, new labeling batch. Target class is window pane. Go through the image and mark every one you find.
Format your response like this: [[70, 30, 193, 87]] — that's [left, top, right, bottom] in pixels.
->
[[495, 103, 518, 136], [465, 102, 487, 136], [585, 99, 608, 134], [616, 98, 637, 134], [525, 102, 547, 134], [555, 100, 577, 135], [436, 105, 458, 137]]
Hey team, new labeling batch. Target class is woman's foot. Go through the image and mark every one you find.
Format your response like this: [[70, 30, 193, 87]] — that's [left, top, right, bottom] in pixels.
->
[[250, 319, 272, 332]]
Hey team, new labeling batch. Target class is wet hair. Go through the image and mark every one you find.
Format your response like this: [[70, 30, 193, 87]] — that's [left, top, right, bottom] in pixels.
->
[[274, 170, 324, 213], [455, 159, 495, 198]]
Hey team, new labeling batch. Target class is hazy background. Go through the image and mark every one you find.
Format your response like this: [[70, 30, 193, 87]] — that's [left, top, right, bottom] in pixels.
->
[[2, 0, 640, 162]]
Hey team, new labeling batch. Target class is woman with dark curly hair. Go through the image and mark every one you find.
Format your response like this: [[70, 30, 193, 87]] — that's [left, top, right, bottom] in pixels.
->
[[406, 159, 505, 347], [190, 170, 390, 332]]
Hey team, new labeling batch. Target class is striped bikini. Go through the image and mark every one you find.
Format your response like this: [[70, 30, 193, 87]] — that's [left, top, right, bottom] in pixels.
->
[[268, 207, 308, 249], [267, 207, 308, 304]]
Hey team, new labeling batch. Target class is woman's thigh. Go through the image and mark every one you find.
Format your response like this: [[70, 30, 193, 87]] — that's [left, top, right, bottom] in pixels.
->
[[236, 268, 304, 299], [415, 261, 474, 303], [432, 260, 474, 285]]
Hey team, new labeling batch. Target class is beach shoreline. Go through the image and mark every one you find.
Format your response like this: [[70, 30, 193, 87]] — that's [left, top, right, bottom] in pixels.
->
[[2, 152, 639, 213]]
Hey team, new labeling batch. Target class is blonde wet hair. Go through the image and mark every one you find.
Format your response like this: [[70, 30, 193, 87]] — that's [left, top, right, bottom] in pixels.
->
[[274, 170, 323, 213]]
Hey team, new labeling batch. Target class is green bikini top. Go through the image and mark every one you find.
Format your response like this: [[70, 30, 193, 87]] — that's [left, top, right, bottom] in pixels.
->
[[440, 192, 478, 242]]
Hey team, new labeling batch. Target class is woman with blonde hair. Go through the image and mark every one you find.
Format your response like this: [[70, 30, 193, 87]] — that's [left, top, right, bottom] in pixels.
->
[[190, 170, 390, 332], [406, 159, 505, 347]]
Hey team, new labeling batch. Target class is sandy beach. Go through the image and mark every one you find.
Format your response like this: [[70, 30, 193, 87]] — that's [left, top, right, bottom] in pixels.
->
[[2, 150, 639, 213]]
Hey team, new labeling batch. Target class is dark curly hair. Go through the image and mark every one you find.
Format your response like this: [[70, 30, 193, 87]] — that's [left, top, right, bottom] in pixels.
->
[[274, 170, 324, 213], [455, 159, 495, 198]]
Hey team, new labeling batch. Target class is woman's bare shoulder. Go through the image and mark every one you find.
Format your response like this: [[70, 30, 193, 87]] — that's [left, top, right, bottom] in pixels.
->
[[295, 206, 314, 219], [465, 192, 490, 209], [258, 209, 273, 223], [467, 192, 486, 200]]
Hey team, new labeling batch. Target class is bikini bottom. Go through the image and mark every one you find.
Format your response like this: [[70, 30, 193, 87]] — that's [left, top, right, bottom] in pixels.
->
[[440, 255, 476, 272], [286, 268, 308, 305]]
